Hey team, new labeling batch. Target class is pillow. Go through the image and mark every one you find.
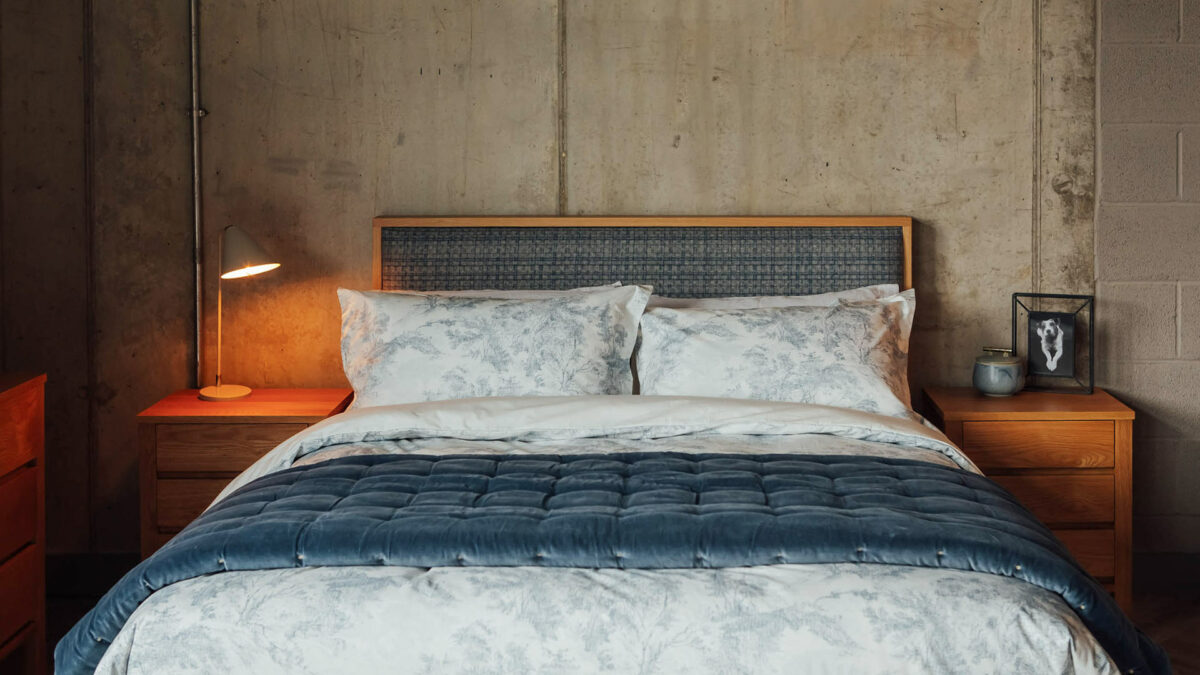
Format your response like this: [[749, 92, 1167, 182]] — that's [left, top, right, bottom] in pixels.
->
[[646, 283, 898, 310], [339, 285, 651, 407], [637, 290, 916, 418]]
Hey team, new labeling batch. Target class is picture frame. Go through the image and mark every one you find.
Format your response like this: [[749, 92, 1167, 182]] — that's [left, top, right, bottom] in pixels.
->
[[1011, 293, 1094, 394]]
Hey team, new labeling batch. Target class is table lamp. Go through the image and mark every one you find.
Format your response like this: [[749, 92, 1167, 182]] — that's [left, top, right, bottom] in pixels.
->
[[198, 225, 280, 401]]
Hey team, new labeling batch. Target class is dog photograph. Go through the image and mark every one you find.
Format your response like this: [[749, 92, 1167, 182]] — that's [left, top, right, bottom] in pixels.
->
[[1028, 311, 1075, 378]]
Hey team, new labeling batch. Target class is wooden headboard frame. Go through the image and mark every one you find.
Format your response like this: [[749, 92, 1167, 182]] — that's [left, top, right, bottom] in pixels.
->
[[372, 216, 913, 292]]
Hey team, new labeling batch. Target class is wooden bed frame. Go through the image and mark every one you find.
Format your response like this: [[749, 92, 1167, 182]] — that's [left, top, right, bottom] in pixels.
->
[[372, 216, 912, 292]]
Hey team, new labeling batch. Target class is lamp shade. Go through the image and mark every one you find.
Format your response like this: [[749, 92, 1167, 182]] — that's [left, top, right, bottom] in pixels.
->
[[199, 225, 280, 401], [220, 225, 280, 279]]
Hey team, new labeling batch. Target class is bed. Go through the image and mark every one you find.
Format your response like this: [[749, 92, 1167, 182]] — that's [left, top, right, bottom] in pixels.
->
[[57, 217, 1168, 674]]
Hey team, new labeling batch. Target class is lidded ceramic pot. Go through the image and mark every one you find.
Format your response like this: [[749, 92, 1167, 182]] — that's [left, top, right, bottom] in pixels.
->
[[973, 347, 1025, 397]]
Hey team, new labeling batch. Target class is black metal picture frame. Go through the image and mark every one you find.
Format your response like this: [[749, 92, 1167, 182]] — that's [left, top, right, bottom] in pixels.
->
[[1011, 293, 1094, 394]]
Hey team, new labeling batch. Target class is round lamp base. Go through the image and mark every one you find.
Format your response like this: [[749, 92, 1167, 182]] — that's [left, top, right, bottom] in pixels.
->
[[198, 384, 252, 401]]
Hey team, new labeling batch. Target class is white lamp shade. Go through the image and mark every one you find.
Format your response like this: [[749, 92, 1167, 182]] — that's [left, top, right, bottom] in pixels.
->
[[220, 225, 279, 279]]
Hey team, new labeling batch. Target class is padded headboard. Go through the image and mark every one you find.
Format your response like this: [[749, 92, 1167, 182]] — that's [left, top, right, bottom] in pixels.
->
[[373, 217, 912, 297]]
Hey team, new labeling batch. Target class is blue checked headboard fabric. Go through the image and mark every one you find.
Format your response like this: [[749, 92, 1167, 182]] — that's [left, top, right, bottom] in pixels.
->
[[377, 221, 909, 297]]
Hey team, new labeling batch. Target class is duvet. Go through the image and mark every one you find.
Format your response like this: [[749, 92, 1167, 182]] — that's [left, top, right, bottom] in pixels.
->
[[59, 396, 1168, 674]]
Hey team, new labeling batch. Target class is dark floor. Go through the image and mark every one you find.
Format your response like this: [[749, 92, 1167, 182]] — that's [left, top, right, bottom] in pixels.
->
[[1129, 554, 1200, 674], [1132, 593, 1200, 674], [40, 553, 1200, 673]]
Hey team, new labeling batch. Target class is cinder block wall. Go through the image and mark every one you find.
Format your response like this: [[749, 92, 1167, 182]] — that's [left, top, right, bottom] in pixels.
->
[[1099, 0, 1200, 553]]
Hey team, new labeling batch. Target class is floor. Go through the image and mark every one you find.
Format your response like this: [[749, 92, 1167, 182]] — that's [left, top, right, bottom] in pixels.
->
[[1129, 554, 1200, 674], [1132, 593, 1200, 673]]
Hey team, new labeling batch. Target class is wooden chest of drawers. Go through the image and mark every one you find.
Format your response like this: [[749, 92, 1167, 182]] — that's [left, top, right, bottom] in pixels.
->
[[924, 386, 1134, 610], [0, 373, 46, 674], [138, 388, 353, 558]]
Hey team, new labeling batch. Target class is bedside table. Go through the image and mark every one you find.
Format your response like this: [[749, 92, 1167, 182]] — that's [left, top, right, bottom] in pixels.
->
[[138, 388, 353, 558], [0, 373, 46, 675], [924, 386, 1134, 610]]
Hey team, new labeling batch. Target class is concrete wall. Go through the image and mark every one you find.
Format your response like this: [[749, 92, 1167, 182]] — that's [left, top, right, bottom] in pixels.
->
[[1098, 0, 1200, 553], [1, 0, 91, 552], [3, 1, 1098, 556], [200, 0, 1095, 399], [88, 1, 194, 552]]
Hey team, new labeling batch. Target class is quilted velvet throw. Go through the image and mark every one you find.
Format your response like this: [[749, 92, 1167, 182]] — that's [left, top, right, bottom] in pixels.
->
[[59, 448, 1168, 674]]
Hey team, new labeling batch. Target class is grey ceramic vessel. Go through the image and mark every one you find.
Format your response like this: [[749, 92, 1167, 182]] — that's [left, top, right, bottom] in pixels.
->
[[973, 350, 1025, 397]]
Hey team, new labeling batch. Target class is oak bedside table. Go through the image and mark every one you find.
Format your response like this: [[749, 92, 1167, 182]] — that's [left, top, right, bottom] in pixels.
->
[[0, 373, 46, 675], [139, 388, 353, 558], [924, 386, 1134, 610]]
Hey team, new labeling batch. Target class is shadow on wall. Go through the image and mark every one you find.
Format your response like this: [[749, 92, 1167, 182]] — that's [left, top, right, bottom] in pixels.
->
[[908, 218, 940, 412]]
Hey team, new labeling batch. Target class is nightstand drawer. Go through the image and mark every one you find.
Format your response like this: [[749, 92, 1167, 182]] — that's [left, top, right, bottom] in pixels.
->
[[961, 421, 1113, 469], [0, 544, 37, 644], [157, 478, 229, 530], [157, 423, 306, 473], [993, 475, 1114, 524], [0, 467, 36, 563], [1054, 529, 1115, 579]]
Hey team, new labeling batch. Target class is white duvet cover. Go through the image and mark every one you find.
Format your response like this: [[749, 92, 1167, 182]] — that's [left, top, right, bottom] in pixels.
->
[[97, 396, 1117, 674]]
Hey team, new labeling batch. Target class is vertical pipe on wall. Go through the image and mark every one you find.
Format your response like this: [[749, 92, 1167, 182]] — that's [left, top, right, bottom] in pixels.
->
[[190, 0, 205, 388]]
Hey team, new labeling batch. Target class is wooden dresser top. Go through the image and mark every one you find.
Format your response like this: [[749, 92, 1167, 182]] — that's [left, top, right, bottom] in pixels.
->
[[925, 387, 1134, 422], [138, 388, 353, 423], [0, 372, 46, 398]]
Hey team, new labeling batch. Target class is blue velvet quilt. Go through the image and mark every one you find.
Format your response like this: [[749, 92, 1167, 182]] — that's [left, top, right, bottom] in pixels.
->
[[57, 451, 1169, 674]]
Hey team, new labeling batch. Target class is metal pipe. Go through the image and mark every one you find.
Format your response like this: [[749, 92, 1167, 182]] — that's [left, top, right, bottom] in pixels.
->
[[190, 0, 206, 387]]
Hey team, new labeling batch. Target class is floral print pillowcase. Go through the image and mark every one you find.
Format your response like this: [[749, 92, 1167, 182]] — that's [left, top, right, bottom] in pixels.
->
[[637, 290, 916, 419], [339, 285, 651, 408]]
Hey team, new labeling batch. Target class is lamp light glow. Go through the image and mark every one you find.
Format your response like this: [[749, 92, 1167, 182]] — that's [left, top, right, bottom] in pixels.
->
[[199, 225, 279, 402], [221, 262, 280, 279]]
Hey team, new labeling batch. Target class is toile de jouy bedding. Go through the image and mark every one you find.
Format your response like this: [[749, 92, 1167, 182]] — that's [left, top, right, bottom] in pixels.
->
[[58, 396, 1168, 674]]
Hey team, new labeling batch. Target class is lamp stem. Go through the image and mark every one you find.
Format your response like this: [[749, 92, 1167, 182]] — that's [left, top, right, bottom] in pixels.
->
[[215, 232, 222, 388]]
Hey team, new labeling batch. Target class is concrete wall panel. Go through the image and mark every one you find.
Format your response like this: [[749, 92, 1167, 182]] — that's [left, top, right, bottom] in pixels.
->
[[1, 0, 90, 553], [1101, 126, 1179, 202], [1183, 126, 1200, 200], [1095, 282, 1178, 361], [1102, 45, 1200, 124], [564, 0, 1072, 396], [197, 0, 560, 389], [1182, 283, 1200, 359], [90, 0, 193, 552], [1096, 204, 1200, 281], [1101, 0, 1179, 43], [1187, 0, 1200, 43], [1037, 0, 1096, 295]]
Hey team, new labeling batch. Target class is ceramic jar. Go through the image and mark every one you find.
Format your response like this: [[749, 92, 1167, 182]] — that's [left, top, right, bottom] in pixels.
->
[[973, 347, 1025, 397]]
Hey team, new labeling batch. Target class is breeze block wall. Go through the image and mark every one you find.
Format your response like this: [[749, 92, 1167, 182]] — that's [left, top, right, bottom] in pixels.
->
[[1098, 0, 1200, 553]]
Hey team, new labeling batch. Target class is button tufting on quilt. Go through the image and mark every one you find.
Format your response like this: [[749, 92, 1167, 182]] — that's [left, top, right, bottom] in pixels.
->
[[56, 452, 1169, 675]]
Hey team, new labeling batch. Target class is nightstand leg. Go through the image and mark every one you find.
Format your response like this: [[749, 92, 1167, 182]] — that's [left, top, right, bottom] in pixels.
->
[[1114, 420, 1133, 612]]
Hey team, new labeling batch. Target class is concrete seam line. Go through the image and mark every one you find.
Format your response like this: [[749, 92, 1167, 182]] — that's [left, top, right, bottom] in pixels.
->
[[1178, 130, 1185, 199], [1032, 0, 1043, 294], [84, 0, 98, 553], [557, 0, 567, 215]]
